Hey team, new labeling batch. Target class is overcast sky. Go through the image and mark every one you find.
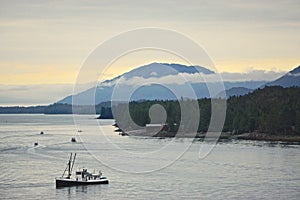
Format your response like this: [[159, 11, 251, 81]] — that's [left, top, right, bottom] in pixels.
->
[[0, 0, 299, 105]]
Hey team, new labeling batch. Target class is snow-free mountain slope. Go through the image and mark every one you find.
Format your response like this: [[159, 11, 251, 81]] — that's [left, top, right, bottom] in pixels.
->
[[266, 65, 300, 87]]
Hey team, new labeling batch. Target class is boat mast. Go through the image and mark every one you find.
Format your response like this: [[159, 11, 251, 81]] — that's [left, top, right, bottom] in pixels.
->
[[60, 153, 77, 179], [71, 153, 76, 174], [62, 153, 73, 178], [67, 153, 73, 178]]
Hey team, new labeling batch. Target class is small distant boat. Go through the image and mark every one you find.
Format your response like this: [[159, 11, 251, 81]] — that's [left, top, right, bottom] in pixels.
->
[[77, 130, 82, 132], [71, 137, 77, 142], [55, 153, 109, 188], [40, 131, 44, 135], [34, 142, 38, 146]]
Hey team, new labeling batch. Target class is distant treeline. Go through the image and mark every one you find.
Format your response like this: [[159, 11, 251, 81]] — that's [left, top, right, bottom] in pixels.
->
[[0, 101, 113, 118], [114, 86, 300, 135], [0, 105, 46, 114]]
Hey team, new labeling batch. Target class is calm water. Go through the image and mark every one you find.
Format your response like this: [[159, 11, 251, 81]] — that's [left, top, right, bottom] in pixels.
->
[[0, 114, 300, 199]]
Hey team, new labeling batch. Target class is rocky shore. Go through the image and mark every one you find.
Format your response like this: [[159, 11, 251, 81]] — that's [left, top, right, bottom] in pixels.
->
[[233, 132, 300, 142], [114, 123, 300, 142]]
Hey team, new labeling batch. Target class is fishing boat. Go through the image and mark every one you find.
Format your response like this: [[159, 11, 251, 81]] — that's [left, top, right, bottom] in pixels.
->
[[55, 153, 109, 187]]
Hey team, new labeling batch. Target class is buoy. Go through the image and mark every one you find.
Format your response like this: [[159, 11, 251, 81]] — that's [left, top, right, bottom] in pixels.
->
[[40, 131, 44, 135], [34, 142, 38, 146]]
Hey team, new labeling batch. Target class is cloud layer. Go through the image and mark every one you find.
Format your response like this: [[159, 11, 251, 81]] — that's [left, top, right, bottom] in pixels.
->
[[102, 70, 285, 87]]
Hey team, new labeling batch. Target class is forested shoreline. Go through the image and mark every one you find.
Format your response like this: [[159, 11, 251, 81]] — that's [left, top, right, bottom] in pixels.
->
[[115, 86, 300, 137]]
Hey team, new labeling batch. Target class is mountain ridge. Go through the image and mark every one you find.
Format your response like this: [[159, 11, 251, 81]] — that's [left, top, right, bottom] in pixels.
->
[[215, 87, 253, 98], [58, 62, 216, 104], [266, 65, 300, 87], [58, 63, 299, 105]]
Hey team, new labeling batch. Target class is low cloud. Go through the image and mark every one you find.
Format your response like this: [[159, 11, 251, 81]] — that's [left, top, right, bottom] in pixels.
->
[[220, 70, 285, 82], [110, 70, 285, 87], [287, 72, 300, 77]]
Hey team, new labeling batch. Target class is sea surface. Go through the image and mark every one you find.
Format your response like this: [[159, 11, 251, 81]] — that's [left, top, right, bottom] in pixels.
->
[[0, 114, 300, 199]]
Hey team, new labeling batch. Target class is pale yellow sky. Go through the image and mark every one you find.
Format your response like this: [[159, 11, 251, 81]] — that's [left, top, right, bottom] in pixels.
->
[[1, 0, 299, 85], [0, 59, 298, 85], [0, 0, 299, 104]]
